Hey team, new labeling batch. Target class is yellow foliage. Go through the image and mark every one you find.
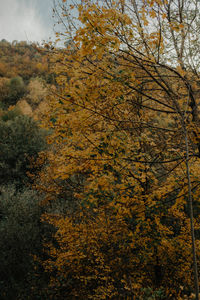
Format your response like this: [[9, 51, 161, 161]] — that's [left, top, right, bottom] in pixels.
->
[[37, 0, 200, 298]]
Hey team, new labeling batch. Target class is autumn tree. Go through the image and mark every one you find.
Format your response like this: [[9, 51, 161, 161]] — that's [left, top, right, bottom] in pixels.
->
[[39, 0, 200, 298]]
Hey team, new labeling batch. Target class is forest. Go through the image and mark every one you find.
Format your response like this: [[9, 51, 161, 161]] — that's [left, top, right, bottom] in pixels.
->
[[2, 0, 200, 299]]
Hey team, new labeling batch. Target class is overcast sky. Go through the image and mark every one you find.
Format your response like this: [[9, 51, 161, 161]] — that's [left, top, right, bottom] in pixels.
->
[[0, 0, 55, 43]]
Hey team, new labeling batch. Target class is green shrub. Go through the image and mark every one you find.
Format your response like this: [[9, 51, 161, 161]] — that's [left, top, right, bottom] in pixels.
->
[[0, 109, 47, 187], [2, 76, 26, 108], [0, 185, 43, 299]]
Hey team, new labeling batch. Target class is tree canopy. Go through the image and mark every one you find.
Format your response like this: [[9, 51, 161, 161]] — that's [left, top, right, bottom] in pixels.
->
[[36, 0, 200, 299]]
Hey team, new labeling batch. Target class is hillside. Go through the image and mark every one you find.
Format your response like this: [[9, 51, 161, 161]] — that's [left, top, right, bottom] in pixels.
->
[[0, 39, 52, 115]]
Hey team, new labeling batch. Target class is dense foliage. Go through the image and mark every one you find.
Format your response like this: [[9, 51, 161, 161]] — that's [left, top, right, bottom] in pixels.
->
[[0, 186, 42, 299], [0, 39, 52, 110], [0, 42, 50, 299], [0, 109, 47, 187], [3, 0, 200, 299], [0, 39, 49, 80], [36, 0, 200, 299]]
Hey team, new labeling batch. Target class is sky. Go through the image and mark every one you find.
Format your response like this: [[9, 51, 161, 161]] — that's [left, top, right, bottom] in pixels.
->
[[0, 0, 55, 43]]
